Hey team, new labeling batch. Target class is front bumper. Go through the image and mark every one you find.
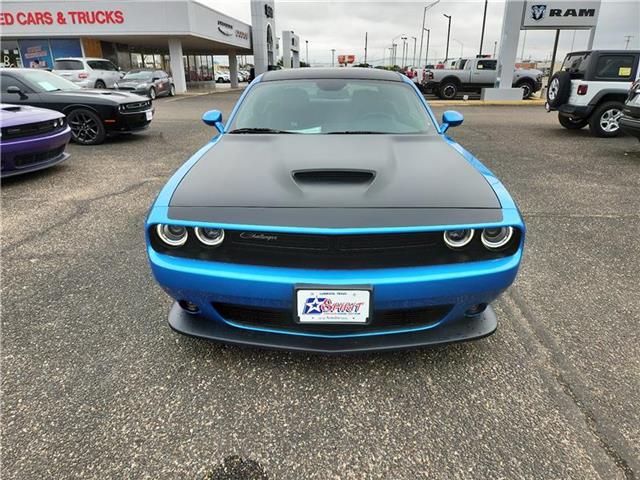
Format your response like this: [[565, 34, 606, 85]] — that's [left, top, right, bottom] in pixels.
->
[[1, 126, 71, 178], [148, 246, 522, 352], [109, 108, 154, 133]]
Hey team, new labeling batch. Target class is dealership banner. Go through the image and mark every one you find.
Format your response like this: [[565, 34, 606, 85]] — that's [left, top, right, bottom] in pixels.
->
[[522, 1, 601, 29], [0, 1, 251, 49]]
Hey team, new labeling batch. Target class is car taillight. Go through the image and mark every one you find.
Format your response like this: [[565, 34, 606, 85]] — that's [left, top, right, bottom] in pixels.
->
[[577, 84, 588, 95], [78, 73, 88, 79]]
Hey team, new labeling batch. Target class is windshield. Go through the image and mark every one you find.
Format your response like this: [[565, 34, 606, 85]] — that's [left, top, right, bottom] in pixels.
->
[[123, 71, 154, 80], [230, 79, 435, 134], [21, 69, 81, 92]]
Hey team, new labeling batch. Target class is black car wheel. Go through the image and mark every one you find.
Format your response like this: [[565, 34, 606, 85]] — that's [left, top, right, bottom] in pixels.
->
[[94, 80, 106, 89], [588, 101, 625, 138], [67, 108, 106, 145], [546, 71, 571, 108], [558, 113, 588, 129], [517, 80, 535, 99], [438, 81, 458, 100], [216, 77, 224, 83], [169, 84, 176, 96], [148, 87, 157, 100]]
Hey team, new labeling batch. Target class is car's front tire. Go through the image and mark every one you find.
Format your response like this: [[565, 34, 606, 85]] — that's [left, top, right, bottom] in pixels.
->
[[588, 101, 625, 137], [558, 113, 588, 130], [94, 80, 106, 89], [169, 84, 176, 96], [517, 80, 535, 99], [148, 87, 157, 100], [67, 108, 106, 145]]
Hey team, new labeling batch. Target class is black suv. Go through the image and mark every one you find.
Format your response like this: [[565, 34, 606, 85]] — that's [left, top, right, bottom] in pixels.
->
[[545, 50, 640, 137]]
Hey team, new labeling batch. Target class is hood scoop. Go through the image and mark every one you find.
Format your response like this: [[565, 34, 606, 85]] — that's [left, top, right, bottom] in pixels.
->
[[2, 106, 22, 112], [292, 169, 376, 185]]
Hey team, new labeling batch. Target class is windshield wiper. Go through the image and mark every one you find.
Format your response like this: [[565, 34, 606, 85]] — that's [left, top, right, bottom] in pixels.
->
[[228, 127, 299, 134], [325, 130, 389, 134]]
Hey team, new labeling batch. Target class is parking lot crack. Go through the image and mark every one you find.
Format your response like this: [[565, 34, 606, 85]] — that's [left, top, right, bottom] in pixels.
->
[[3, 181, 150, 254], [505, 288, 637, 480]]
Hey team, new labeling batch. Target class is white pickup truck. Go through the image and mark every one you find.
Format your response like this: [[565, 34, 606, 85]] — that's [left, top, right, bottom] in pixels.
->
[[421, 57, 543, 100]]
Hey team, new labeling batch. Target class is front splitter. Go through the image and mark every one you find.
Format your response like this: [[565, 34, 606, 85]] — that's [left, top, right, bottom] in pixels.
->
[[167, 302, 497, 354]]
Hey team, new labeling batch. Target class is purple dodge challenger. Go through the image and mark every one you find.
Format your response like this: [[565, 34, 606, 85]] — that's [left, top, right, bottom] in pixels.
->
[[1, 103, 71, 178]]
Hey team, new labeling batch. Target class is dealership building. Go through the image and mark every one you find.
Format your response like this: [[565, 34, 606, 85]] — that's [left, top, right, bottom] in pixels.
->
[[0, 0, 283, 93]]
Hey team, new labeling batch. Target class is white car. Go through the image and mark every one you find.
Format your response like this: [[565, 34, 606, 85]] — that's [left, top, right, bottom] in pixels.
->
[[52, 57, 124, 89], [215, 72, 230, 83]]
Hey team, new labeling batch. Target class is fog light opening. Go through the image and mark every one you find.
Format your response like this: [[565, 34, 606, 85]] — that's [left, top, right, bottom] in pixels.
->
[[465, 303, 487, 317], [179, 300, 200, 314]]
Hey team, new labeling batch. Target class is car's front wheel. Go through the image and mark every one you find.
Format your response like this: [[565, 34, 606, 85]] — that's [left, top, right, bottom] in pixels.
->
[[148, 87, 157, 100], [67, 108, 106, 145], [517, 80, 535, 99], [169, 84, 176, 96], [94, 80, 106, 89], [588, 101, 625, 137], [558, 113, 588, 130]]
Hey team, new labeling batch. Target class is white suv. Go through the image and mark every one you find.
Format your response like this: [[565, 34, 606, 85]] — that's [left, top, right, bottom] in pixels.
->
[[546, 50, 640, 137], [52, 57, 124, 89]]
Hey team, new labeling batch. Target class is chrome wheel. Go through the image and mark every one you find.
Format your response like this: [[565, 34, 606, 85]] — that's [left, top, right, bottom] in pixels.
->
[[599, 108, 622, 133], [149, 87, 157, 100], [548, 78, 559, 102], [68, 111, 100, 144]]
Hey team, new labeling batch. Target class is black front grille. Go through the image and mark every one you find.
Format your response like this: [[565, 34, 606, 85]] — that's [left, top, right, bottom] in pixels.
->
[[213, 302, 452, 334], [150, 228, 521, 270], [14, 146, 65, 167], [121, 100, 151, 112], [1, 119, 61, 140]]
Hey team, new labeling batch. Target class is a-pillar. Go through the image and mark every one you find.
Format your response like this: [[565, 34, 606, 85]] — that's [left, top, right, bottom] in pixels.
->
[[228, 53, 238, 88], [168, 38, 186, 94]]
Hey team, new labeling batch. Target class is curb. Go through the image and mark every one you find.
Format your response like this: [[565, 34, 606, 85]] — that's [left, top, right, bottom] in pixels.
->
[[427, 99, 546, 106]]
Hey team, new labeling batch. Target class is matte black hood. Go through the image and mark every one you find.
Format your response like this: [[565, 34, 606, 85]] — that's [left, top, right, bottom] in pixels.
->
[[50, 89, 149, 105], [170, 134, 499, 209]]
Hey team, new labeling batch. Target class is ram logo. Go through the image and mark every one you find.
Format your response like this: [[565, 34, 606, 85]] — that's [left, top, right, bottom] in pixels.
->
[[530, 4, 547, 21]]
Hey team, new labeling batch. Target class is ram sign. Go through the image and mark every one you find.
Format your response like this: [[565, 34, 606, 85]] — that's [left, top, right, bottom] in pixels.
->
[[522, 0, 601, 29]]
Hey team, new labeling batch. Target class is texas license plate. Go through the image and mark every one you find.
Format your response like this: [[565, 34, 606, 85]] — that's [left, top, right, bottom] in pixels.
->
[[145, 111, 153, 121], [295, 288, 371, 324]]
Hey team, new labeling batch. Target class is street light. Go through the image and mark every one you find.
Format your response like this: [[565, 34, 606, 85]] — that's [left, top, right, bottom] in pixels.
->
[[391, 34, 405, 66], [443, 14, 452, 62], [418, 0, 440, 68], [401, 36, 408, 68], [305, 40, 309, 65], [479, 0, 488, 56], [424, 29, 431, 65], [331, 48, 335, 67], [411, 36, 417, 67]]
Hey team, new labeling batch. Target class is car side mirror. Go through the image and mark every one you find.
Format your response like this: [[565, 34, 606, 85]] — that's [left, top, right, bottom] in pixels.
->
[[202, 110, 224, 134], [7, 85, 27, 99], [440, 110, 464, 133]]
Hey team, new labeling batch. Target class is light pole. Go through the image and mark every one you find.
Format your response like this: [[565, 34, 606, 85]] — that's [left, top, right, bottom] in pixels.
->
[[453, 38, 463, 57], [391, 34, 405, 66], [331, 49, 335, 67], [493, 40, 497, 58], [411, 36, 417, 67], [479, 0, 488, 56], [305, 40, 309, 65], [443, 14, 452, 61], [418, 0, 440, 68], [401, 36, 407, 68], [424, 28, 431, 65]]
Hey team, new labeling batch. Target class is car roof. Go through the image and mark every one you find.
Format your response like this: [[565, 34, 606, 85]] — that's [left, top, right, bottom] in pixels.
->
[[261, 67, 403, 82], [567, 50, 640, 55]]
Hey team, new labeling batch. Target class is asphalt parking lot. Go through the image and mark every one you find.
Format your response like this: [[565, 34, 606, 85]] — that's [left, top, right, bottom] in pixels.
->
[[2, 92, 639, 479]]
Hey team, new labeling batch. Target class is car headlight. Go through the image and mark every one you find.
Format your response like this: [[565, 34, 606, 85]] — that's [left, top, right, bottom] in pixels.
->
[[481, 227, 514, 250], [156, 224, 188, 246], [443, 229, 474, 249], [194, 227, 225, 246]]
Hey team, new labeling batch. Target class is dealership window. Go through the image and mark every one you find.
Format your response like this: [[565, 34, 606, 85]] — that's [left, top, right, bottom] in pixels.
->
[[1, 40, 23, 68], [130, 53, 143, 69]]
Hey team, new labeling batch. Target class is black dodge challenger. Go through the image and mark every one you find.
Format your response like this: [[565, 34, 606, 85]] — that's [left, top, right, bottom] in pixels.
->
[[146, 68, 525, 353], [0, 69, 153, 145]]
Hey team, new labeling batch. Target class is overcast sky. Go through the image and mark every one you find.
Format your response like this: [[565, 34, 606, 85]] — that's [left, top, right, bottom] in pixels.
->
[[205, 0, 639, 66]]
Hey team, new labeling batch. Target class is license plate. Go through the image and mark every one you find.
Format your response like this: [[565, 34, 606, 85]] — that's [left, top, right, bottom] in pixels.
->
[[296, 288, 371, 324], [145, 111, 153, 121]]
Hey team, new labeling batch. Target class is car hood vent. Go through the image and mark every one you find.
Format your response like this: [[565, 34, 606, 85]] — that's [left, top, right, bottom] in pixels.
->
[[292, 169, 375, 184], [2, 106, 22, 112]]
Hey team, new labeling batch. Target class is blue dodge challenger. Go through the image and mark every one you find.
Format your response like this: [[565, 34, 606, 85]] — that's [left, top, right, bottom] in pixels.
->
[[146, 68, 525, 353]]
